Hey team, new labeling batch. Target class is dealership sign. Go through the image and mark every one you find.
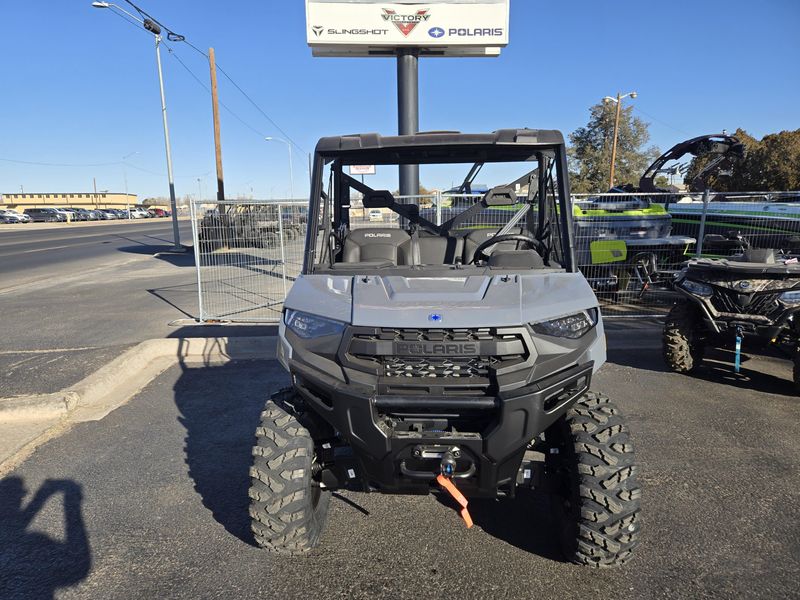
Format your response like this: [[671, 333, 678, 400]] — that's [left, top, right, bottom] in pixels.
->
[[349, 164, 377, 175], [305, 0, 510, 57]]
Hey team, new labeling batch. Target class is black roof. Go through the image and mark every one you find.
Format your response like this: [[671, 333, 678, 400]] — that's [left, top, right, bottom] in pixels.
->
[[315, 129, 565, 154]]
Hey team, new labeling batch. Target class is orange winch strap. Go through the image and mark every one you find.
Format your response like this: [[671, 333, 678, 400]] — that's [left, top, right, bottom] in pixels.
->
[[436, 474, 473, 528]]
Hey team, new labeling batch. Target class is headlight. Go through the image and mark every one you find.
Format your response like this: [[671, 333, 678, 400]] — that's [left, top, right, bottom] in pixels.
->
[[679, 279, 713, 298], [780, 290, 800, 305], [285, 310, 346, 339], [532, 308, 598, 339]]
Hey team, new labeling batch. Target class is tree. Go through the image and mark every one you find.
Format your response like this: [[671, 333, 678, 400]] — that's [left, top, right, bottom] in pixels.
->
[[569, 101, 659, 194], [684, 128, 800, 191]]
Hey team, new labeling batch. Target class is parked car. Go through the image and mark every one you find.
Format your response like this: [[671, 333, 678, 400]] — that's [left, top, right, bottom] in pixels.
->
[[98, 209, 118, 219], [368, 208, 383, 222], [0, 209, 31, 223], [54, 208, 81, 221], [24, 208, 65, 222], [112, 209, 129, 219], [128, 207, 149, 219], [148, 207, 170, 218], [69, 208, 93, 221]]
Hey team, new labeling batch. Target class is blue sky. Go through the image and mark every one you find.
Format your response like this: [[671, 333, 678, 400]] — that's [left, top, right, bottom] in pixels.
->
[[1, 0, 798, 199]]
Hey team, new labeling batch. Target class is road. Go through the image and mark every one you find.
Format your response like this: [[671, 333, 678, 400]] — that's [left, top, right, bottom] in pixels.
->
[[0, 220, 200, 396], [1, 343, 798, 599], [0, 219, 192, 291]]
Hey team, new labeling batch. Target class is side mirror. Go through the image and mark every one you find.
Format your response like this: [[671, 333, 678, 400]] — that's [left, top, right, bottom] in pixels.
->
[[363, 190, 394, 209], [483, 185, 517, 207]]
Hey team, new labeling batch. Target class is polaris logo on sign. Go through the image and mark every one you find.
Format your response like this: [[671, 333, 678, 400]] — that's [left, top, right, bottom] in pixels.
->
[[381, 8, 430, 36], [306, 1, 509, 57], [363, 233, 393, 238], [449, 28, 503, 37]]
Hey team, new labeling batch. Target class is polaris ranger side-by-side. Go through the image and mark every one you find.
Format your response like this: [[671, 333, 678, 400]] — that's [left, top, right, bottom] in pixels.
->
[[249, 130, 641, 567]]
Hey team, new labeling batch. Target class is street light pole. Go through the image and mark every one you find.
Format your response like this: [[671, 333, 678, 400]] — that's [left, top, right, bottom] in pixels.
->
[[92, 1, 184, 251], [603, 91, 637, 189], [265, 137, 293, 199], [153, 34, 182, 250]]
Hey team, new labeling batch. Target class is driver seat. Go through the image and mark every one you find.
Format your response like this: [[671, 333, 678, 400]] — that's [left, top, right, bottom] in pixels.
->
[[462, 227, 526, 263]]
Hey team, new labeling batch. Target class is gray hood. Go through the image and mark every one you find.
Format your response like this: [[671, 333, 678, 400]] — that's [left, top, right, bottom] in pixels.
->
[[286, 273, 599, 328]]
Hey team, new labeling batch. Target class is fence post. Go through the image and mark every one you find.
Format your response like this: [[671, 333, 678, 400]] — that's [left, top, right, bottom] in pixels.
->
[[189, 200, 205, 322], [436, 191, 442, 226], [277, 202, 288, 299], [695, 189, 710, 257]]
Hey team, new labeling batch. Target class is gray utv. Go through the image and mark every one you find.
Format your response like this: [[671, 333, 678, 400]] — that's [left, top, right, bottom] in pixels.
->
[[249, 130, 641, 567]]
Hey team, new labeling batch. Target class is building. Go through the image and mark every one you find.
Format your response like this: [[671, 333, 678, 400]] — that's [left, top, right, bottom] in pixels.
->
[[0, 192, 139, 211]]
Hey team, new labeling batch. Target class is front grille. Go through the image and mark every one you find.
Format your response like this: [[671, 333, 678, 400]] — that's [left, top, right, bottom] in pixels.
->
[[384, 356, 494, 378], [346, 327, 529, 382], [709, 290, 781, 317]]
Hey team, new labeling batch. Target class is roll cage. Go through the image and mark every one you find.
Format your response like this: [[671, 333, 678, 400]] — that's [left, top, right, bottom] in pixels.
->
[[302, 130, 577, 273]]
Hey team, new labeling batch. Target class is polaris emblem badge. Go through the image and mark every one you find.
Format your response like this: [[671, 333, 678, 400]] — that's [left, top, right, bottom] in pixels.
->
[[738, 281, 751, 290], [428, 313, 443, 323]]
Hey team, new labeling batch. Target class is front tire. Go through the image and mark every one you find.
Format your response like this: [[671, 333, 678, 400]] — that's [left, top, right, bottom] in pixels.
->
[[547, 392, 641, 568], [663, 301, 705, 373], [249, 388, 330, 555]]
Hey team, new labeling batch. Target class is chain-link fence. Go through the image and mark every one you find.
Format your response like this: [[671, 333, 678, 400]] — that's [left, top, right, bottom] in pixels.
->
[[190, 192, 800, 322], [573, 190, 800, 316], [189, 199, 307, 322]]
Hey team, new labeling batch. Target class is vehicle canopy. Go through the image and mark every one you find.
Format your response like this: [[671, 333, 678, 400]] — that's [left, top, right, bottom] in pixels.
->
[[305, 129, 576, 274]]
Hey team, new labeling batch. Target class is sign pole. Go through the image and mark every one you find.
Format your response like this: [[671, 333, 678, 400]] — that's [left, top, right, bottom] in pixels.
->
[[397, 48, 419, 197]]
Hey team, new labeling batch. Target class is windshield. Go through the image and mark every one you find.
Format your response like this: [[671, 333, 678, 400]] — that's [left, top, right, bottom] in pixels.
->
[[306, 146, 573, 274]]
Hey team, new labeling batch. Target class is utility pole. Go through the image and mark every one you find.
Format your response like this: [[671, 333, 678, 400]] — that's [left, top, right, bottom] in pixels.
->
[[93, 177, 98, 208], [208, 47, 225, 205]]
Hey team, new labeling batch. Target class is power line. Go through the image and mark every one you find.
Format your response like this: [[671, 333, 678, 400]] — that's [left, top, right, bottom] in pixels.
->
[[164, 44, 271, 140], [108, 1, 309, 155], [179, 41, 309, 155], [0, 156, 208, 179], [0, 157, 119, 167], [632, 106, 692, 137]]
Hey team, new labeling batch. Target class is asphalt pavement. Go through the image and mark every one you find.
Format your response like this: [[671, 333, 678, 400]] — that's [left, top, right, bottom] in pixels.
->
[[2, 345, 798, 600], [0, 220, 198, 396]]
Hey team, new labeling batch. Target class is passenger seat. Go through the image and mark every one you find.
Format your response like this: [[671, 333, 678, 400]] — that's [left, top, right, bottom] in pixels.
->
[[340, 228, 412, 265]]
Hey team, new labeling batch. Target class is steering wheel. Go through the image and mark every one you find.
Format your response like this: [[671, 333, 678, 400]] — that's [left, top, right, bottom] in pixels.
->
[[471, 233, 546, 264]]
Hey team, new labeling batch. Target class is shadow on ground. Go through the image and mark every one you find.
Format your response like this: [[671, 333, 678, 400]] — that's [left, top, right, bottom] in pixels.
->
[[443, 490, 566, 563], [115, 244, 196, 267], [609, 345, 796, 397], [0, 477, 91, 600], [172, 360, 289, 546]]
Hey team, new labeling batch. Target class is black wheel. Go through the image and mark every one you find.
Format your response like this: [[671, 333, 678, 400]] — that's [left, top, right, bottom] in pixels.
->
[[546, 392, 641, 568], [663, 301, 706, 373], [249, 388, 330, 555], [261, 232, 279, 248]]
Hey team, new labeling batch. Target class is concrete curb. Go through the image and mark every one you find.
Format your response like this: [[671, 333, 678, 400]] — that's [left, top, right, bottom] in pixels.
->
[[0, 336, 277, 476], [0, 336, 277, 423]]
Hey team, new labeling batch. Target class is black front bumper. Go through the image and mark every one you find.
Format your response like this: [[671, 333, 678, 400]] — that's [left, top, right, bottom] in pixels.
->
[[290, 358, 593, 497]]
